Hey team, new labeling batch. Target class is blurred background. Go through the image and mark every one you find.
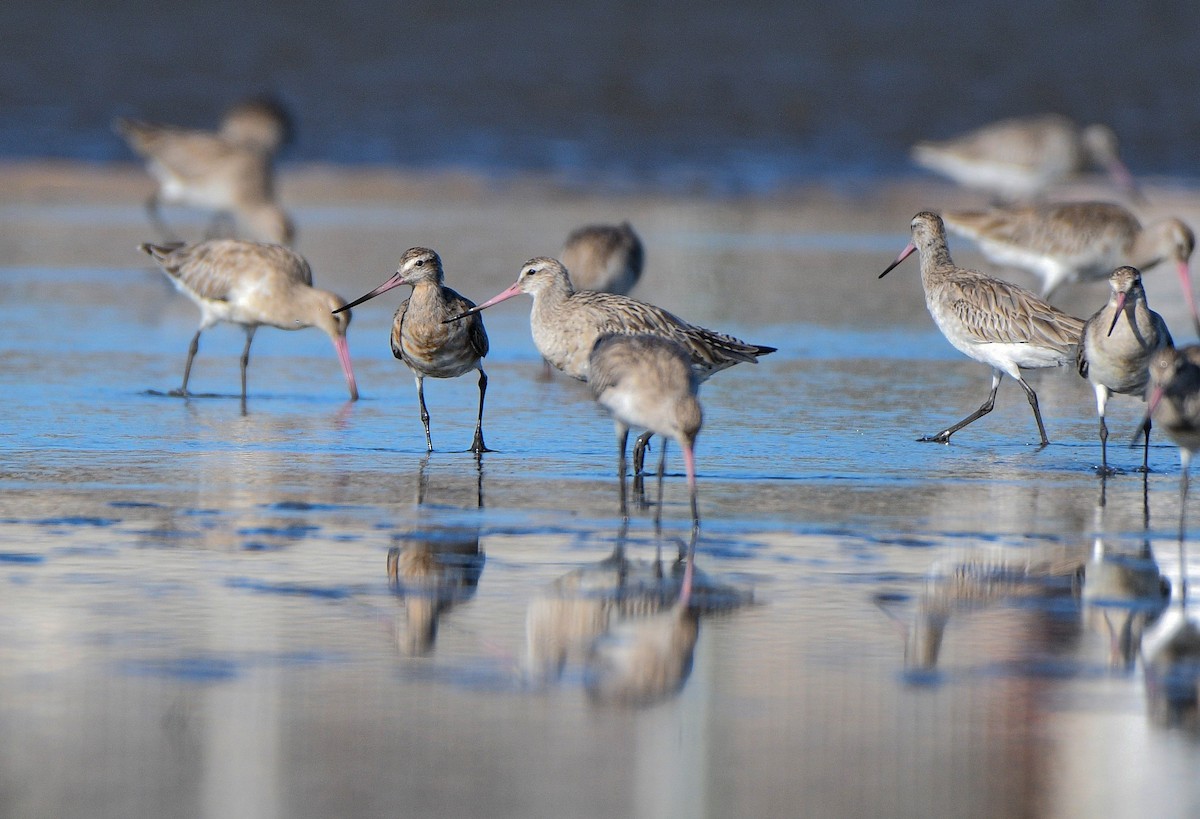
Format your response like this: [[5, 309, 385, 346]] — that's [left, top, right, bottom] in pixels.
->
[[4, 0, 1199, 193]]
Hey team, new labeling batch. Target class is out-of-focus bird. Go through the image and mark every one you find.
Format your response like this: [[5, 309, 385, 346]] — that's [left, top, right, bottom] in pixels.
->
[[941, 202, 1198, 322], [911, 114, 1139, 202], [140, 239, 357, 403], [115, 96, 295, 245], [560, 221, 644, 296]]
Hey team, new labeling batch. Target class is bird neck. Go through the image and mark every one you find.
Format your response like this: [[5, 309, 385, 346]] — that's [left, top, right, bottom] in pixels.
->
[[919, 240, 955, 283]]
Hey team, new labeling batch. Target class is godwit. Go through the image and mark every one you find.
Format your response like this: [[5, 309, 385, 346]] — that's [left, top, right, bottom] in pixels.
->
[[542, 222, 647, 379], [911, 113, 1139, 202], [141, 239, 357, 402], [335, 247, 490, 454], [1077, 266, 1173, 473], [879, 212, 1085, 446], [446, 256, 773, 470], [589, 334, 702, 524], [560, 221, 644, 296], [1144, 346, 1200, 543], [941, 201, 1198, 315], [115, 96, 294, 244]]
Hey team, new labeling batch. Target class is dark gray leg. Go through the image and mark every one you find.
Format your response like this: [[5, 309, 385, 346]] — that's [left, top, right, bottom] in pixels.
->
[[171, 329, 202, 396], [1014, 375, 1050, 446], [239, 327, 256, 402], [1099, 415, 1111, 474], [615, 425, 630, 518], [920, 371, 1002, 443], [632, 431, 654, 474], [415, 376, 432, 452], [470, 368, 491, 454], [1137, 418, 1152, 473]]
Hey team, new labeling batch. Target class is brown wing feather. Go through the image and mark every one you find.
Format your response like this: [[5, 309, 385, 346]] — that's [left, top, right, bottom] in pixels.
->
[[442, 287, 489, 358], [569, 291, 770, 368], [144, 240, 312, 301], [946, 275, 1084, 352]]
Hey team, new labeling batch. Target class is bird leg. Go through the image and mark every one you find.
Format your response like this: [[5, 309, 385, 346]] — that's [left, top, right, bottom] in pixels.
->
[[1098, 415, 1113, 476], [239, 327, 256, 402], [1136, 418, 1153, 473], [615, 425, 630, 519], [1093, 385, 1115, 475], [632, 431, 654, 474], [1014, 375, 1050, 447], [920, 372, 1002, 443], [415, 376, 433, 452], [469, 368, 491, 454], [654, 438, 669, 531], [170, 329, 202, 397]]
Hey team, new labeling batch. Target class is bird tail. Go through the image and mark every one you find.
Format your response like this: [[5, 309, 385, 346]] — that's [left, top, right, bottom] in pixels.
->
[[113, 117, 183, 157], [693, 327, 777, 363], [139, 242, 186, 263]]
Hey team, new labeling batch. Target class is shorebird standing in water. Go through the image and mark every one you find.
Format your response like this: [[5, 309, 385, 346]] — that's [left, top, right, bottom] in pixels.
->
[[589, 334, 702, 525], [336, 247, 490, 454], [1077, 266, 1173, 473], [941, 202, 1198, 321], [446, 256, 774, 471], [1144, 346, 1200, 543], [115, 96, 295, 244], [544, 221, 648, 379], [141, 239, 358, 403], [560, 221, 644, 296], [879, 211, 1085, 446], [911, 114, 1139, 202]]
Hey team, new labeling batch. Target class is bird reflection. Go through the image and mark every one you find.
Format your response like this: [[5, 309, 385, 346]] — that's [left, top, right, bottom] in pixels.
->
[[1143, 524, 1200, 729], [881, 546, 1083, 676], [1083, 475, 1169, 671], [386, 456, 484, 656], [524, 524, 751, 705], [584, 528, 700, 705]]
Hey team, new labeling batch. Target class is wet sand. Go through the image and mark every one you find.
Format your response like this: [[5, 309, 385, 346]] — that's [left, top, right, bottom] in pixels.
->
[[4, 161, 1200, 818]]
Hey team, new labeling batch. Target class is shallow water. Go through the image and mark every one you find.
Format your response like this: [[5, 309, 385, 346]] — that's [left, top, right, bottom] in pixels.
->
[[6, 193, 1200, 818]]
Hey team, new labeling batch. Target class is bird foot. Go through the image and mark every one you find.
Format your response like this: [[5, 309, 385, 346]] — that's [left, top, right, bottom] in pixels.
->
[[917, 432, 952, 444], [1093, 465, 1117, 477], [167, 388, 191, 398]]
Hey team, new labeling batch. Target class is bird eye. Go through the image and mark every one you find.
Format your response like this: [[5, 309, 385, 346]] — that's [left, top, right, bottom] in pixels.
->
[[525, 268, 536, 276], [415, 259, 424, 267]]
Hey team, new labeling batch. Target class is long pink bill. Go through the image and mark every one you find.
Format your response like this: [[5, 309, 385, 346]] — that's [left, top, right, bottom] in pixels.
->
[[333, 271, 407, 315], [682, 440, 700, 537], [333, 335, 358, 401], [878, 243, 917, 278], [444, 280, 524, 324], [1175, 260, 1200, 338], [1106, 292, 1129, 337]]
